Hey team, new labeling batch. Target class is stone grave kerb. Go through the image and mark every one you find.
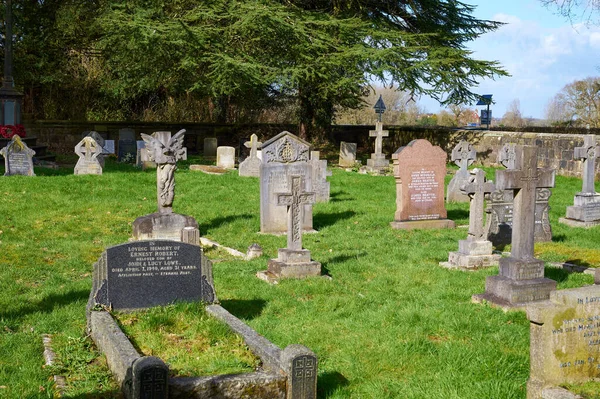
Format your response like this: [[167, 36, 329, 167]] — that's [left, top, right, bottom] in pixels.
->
[[574, 134, 600, 195]]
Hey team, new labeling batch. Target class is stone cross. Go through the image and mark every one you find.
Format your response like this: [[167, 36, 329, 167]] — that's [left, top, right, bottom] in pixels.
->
[[244, 134, 262, 159], [369, 122, 389, 156], [276, 175, 316, 251], [495, 145, 555, 260], [452, 140, 477, 171], [574, 134, 600, 194], [75, 137, 102, 162], [499, 143, 518, 170], [461, 169, 495, 240]]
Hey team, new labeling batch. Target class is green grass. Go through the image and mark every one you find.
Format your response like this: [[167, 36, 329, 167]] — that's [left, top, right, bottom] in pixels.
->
[[0, 157, 598, 398]]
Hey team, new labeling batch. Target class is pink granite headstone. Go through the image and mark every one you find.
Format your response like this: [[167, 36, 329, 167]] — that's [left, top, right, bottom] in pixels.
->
[[390, 139, 455, 230]]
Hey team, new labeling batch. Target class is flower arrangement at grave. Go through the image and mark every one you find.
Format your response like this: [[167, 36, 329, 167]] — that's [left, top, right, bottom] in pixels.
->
[[0, 124, 26, 139]]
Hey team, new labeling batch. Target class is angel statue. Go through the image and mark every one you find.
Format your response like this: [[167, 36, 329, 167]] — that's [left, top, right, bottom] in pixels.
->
[[141, 130, 186, 214]]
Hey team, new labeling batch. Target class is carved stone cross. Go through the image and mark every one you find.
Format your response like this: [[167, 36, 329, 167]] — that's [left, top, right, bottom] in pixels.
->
[[75, 137, 102, 162], [574, 134, 600, 194], [499, 143, 518, 170], [452, 140, 477, 172], [369, 122, 389, 156], [276, 175, 316, 251], [461, 168, 495, 241], [244, 133, 262, 159], [495, 145, 555, 260]]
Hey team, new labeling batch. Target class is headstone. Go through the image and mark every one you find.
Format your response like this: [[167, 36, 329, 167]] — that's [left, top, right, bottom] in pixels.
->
[[473, 145, 557, 309], [239, 134, 262, 177], [441, 169, 499, 269], [0, 135, 35, 176], [485, 143, 553, 245], [118, 128, 137, 163], [216, 146, 236, 169], [527, 286, 600, 399], [310, 151, 331, 202], [129, 357, 169, 399], [132, 130, 200, 241], [390, 139, 455, 230], [260, 131, 313, 234], [361, 122, 389, 173], [84, 131, 111, 168], [338, 142, 357, 167], [135, 140, 145, 168], [246, 243, 263, 260], [446, 140, 477, 203], [560, 134, 600, 227], [204, 137, 217, 159], [74, 137, 103, 175], [257, 175, 321, 282], [281, 345, 318, 399], [88, 240, 216, 310]]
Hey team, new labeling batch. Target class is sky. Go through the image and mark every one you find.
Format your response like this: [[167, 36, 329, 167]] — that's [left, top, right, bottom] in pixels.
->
[[418, 0, 600, 119]]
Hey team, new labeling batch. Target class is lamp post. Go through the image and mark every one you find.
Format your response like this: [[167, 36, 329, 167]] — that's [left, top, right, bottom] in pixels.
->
[[1, 0, 23, 126], [373, 94, 386, 122]]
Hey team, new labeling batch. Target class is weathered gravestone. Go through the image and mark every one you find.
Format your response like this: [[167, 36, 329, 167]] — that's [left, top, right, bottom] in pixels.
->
[[338, 141, 357, 168], [441, 169, 499, 269], [74, 136, 103, 175], [118, 128, 137, 162], [83, 131, 113, 168], [311, 151, 331, 202], [204, 137, 217, 159], [88, 240, 216, 310], [132, 130, 200, 242], [390, 139, 455, 230], [260, 131, 314, 234], [473, 145, 556, 309], [446, 140, 477, 203], [361, 122, 390, 173], [257, 175, 321, 282], [485, 143, 553, 246], [239, 134, 262, 177], [560, 134, 600, 227], [216, 146, 236, 169], [527, 285, 600, 399], [0, 135, 35, 176]]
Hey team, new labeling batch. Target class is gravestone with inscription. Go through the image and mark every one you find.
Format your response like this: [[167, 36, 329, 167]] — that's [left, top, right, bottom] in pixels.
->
[[216, 146, 236, 169], [132, 130, 200, 242], [204, 138, 217, 159], [446, 140, 477, 203], [390, 139, 455, 230], [0, 135, 35, 176], [260, 131, 314, 234], [473, 145, 556, 309], [560, 134, 600, 227], [88, 240, 216, 310], [257, 175, 321, 282], [485, 143, 553, 245], [361, 122, 390, 173], [338, 141, 357, 168], [83, 131, 112, 168], [118, 128, 137, 162], [74, 136, 103, 175], [441, 169, 499, 269], [526, 285, 600, 399], [239, 134, 262, 177], [311, 151, 331, 202]]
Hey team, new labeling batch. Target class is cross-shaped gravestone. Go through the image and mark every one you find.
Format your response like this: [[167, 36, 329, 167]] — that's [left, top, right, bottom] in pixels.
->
[[452, 140, 477, 172], [276, 175, 316, 251], [496, 145, 555, 260], [499, 143, 518, 170], [574, 134, 600, 194], [369, 122, 389, 156], [75, 137, 102, 163], [244, 134, 262, 159], [462, 169, 495, 241]]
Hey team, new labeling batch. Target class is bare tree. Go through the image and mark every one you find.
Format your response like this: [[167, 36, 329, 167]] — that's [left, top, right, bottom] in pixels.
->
[[501, 99, 525, 127], [541, 0, 600, 25], [546, 77, 600, 127]]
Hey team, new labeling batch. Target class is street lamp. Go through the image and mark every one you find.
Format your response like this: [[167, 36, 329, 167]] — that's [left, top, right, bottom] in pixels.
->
[[1, 0, 23, 126], [374, 94, 386, 122]]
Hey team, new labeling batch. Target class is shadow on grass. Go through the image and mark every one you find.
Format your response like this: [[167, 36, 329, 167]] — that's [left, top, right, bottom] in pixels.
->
[[545, 266, 571, 283], [318, 370, 350, 398], [552, 234, 567, 242], [200, 214, 253, 234], [313, 210, 357, 230], [564, 259, 592, 268], [329, 190, 352, 203], [219, 299, 266, 321], [3, 289, 89, 321], [447, 208, 469, 221]]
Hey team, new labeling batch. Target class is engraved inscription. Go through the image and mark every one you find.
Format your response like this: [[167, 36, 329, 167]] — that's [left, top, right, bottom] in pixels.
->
[[140, 367, 167, 398], [113, 243, 193, 278], [408, 169, 438, 204]]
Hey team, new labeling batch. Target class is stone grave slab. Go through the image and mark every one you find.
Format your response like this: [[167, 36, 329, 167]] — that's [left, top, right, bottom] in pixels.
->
[[260, 131, 313, 234], [390, 139, 455, 230], [216, 146, 236, 169], [311, 151, 331, 202], [0, 135, 35, 176], [338, 141, 357, 167], [74, 136, 103, 175], [446, 140, 476, 203], [527, 285, 600, 399], [88, 240, 216, 310], [204, 137, 217, 159], [239, 134, 262, 177]]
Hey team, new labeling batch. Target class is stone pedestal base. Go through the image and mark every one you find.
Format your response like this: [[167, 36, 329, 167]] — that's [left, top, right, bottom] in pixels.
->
[[257, 249, 321, 283], [565, 193, 600, 221], [366, 154, 389, 169], [132, 212, 199, 242], [440, 240, 500, 269], [390, 219, 455, 230], [472, 275, 556, 310], [558, 217, 600, 228]]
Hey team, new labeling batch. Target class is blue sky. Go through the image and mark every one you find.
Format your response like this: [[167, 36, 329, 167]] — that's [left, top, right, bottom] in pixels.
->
[[418, 0, 600, 119]]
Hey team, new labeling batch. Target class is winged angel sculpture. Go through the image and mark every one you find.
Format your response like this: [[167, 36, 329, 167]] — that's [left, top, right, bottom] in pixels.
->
[[141, 129, 186, 214]]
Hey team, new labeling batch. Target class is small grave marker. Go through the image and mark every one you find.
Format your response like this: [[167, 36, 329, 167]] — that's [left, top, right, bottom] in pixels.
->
[[0, 135, 35, 176], [74, 136, 103, 175], [239, 134, 262, 177], [338, 141, 357, 167], [216, 146, 236, 169]]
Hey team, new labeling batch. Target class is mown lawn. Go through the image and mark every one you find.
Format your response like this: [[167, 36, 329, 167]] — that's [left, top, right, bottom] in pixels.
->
[[0, 157, 598, 398]]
